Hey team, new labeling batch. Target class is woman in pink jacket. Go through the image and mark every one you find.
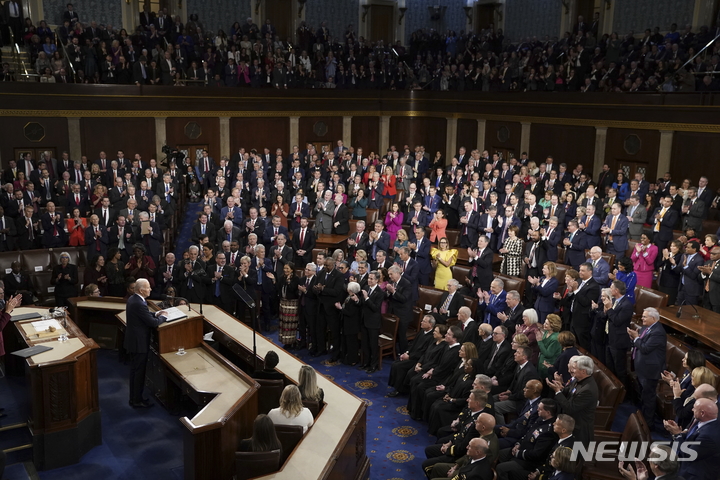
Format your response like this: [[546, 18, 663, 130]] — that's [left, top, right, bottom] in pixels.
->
[[630, 233, 658, 288], [384, 202, 404, 246]]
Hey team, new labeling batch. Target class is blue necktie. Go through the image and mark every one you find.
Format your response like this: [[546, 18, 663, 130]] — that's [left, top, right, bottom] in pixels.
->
[[215, 268, 221, 296], [485, 295, 495, 323], [686, 421, 699, 439]]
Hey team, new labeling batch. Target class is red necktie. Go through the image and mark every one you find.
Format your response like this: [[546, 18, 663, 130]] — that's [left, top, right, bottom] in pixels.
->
[[300, 228, 305, 245]]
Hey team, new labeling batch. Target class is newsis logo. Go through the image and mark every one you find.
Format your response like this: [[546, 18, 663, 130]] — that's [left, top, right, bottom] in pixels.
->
[[570, 441, 700, 462]]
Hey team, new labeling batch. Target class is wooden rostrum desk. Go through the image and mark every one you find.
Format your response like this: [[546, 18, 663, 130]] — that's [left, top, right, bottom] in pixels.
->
[[8, 306, 101, 470], [657, 305, 720, 351], [70, 297, 369, 480]]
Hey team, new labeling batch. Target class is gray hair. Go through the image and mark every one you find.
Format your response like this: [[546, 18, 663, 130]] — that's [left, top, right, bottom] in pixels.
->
[[357, 220, 365, 228], [223, 220, 233, 229], [575, 356, 595, 375], [255, 245, 266, 252], [188, 245, 199, 253], [138, 211, 149, 220], [447, 279, 460, 288], [347, 282, 361, 294], [369, 270, 381, 281], [522, 309, 539, 324], [474, 374, 492, 390], [506, 290, 521, 301], [388, 265, 402, 275], [648, 445, 679, 475], [644, 307, 660, 322], [491, 278, 505, 289], [306, 262, 317, 272], [601, 288, 612, 300]]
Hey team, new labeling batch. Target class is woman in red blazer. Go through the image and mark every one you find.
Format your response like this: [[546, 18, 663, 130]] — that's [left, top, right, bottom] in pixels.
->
[[381, 166, 397, 197]]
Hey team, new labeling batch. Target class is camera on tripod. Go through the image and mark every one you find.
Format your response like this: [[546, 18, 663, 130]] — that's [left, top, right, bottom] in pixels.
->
[[161, 145, 187, 167]]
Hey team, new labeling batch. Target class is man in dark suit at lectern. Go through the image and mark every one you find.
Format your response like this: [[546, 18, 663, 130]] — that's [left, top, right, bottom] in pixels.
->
[[124, 279, 167, 409]]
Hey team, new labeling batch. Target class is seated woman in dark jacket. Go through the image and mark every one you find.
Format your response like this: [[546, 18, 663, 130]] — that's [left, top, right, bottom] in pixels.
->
[[238, 414, 283, 453]]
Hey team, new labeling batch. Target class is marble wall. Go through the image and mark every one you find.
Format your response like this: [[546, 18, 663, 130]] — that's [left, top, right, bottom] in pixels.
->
[[613, 0, 694, 35], [42, 0, 122, 29], [503, 0, 562, 43], [405, 0, 468, 43], [305, 0, 360, 44], [186, 0, 252, 35]]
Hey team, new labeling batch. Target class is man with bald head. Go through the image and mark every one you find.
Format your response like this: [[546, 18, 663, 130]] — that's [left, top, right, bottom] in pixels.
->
[[673, 383, 718, 429], [665, 397, 720, 480], [124, 279, 168, 408], [495, 379, 543, 448]]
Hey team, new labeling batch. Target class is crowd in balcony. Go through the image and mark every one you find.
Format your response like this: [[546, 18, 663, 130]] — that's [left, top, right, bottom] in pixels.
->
[[1, 3, 719, 91]]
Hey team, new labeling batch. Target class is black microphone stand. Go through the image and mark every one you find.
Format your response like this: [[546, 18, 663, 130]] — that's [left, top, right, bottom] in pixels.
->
[[233, 284, 258, 371]]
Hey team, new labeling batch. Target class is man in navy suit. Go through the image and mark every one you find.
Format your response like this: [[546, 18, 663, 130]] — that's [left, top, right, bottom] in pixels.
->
[[262, 216, 289, 248], [579, 204, 602, 248], [541, 217, 562, 262], [411, 226, 432, 286], [289, 193, 310, 231], [570, 263, 601, 351], [477, 206, 499, 251], [496, 206, 522, 247], [563, 221, 588, 269], [459, 200, 480, 248], [397, 247, 419, 304], [665, 398, 720, 480], [387, 265, 414, 354], [651, 195, 679, 250], [250, 245, 276, 331], [628, 307, 667, 427], [291, 217, 315, 267], [406, 201, 429, 241], [589, 247, 610, 287], [603, 280, 633, 388], [195, 149, 215, 187], [676, 240, 704, 306], [138, 212, 163, 264], [124, 279, 167, 408], [84, 214, 109, 262], [468, 235, 495, 292], [477, 279, 508, 328], [368, 220, 390, 260], [360, 270, 385, 373], [601, 203, 629, 262], [219, 196, 243, 229]]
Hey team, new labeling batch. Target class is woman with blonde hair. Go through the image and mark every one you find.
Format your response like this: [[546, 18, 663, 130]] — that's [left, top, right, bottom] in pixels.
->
[[430, 237, 458, 290], [298, 365, 324, 403], [267, 385, 314, 433]]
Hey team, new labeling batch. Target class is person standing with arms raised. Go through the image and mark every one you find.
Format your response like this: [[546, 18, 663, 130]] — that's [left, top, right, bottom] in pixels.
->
[[124, 279, 167, 408]]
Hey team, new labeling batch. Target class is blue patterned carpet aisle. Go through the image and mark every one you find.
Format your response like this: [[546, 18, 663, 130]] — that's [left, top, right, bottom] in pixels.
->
[[174, 202, 202, 257]]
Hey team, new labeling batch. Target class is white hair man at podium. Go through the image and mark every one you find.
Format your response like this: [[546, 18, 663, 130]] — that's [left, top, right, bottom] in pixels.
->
[[124, 279, 167, 408]]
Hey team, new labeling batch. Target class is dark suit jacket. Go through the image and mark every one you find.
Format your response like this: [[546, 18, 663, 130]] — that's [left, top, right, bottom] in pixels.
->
[[605, 296, 633, 349], [571, 278, 601, 331], [3, 270, 33, 296], [388, 276, 413, 323], [361, 285, 385, 329], [435, 291, 465, 322], [407, 329, 435, 362], [469, 247, 495, 291], [331, 204, 350, 235], [453, 456, 492, 480], [554, 375, 599, 445], [291, 227, 316, 266], [633, 321, 667, 380], [680, 253, 705, 298], [414, 237, 432, 277], [533, 277, 559, 314], [250, 257, 275, 295], [85, 225, 109, 261], [317, 267, 345, 307], [191, 222, 216, 244], [508, 362, 541, 401], [123, 294, 165, 353], [50, 263, 79, 300], [484, 340, 512, 377], [565, 230, 589, 268], [652, 207, 679, 245], [678, 417, 720, 480]]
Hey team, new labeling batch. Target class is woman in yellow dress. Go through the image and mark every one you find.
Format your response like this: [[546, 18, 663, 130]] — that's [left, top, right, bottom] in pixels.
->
[[431, 237, 458, 290]]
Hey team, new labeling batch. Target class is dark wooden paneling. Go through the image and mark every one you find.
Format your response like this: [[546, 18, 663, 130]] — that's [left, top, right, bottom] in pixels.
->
[[456, 119, 478, 153], [389, 117, 447, 159], [299, 116, 343, 151], [671, 132, 720, 187], [79, 118, 155, 162], [529, 124, 595, 169], [351, 116, 380, 154], [484, 120, 521, 158], [165, 117, 220, 159], [0, 117, 69, 168], [605, 128, 660, 182], [229, 117, 290, 154]]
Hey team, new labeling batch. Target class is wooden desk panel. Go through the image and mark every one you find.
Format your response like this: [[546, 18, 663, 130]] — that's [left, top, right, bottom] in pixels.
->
[[658, 306, 720, 351], [315, 234, 349, 253], [10, 306, 101, 470], [198, 304, 369, 480]]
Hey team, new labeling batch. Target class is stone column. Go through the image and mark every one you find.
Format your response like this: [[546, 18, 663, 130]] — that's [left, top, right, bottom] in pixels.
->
[[379, 116, 390, 151], [289, 116, 300, 151], [446, 117, 458, 159], [520, 122, 531, 156], [477, 119, 486, 151], [24, 0, 43, 23], [219, 117, 230, 159], [67, 117, 82, 161], [343, 116, 353, 147], [154, 117, 167, 161], [657, 130, 674, 179], [593, 127, 608, 178]]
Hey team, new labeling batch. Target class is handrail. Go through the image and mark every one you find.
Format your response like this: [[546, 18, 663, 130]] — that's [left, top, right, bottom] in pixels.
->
[[6, 24, 33, 79], [54, 27, 77, 79], [679, 30, 720, 72]]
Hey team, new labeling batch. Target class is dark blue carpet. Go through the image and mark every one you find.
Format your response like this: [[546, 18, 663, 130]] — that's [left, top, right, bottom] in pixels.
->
[[174, 201, 202, 257]]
